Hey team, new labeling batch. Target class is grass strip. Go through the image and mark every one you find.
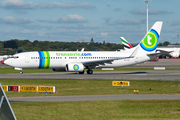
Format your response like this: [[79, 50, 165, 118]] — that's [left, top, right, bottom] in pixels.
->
[[11, 100, 180, 120], [0, 79, 179, 97]]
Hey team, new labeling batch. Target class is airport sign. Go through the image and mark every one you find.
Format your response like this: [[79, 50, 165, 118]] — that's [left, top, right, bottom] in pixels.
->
[[1, 85, 55, 93], [112, 81, 130, 86], [38, 86, 55, 93], [2, 85, 8, 91], [8, 86, 20, 92], [20, 86, 38, 92]]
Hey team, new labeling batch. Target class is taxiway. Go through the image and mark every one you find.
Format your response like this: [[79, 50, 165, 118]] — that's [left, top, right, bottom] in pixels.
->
[[1, 70, 180, 81], [8, 94, 180, 102]]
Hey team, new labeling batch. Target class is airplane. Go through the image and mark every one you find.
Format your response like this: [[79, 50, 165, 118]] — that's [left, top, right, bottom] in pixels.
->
[[4, 21, 163, 74], [156, 47, 180, 58], [120, 36, 180, 58]]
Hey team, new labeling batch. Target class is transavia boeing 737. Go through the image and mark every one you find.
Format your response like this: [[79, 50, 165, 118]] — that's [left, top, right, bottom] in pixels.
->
[[4, 21, 163, 74]]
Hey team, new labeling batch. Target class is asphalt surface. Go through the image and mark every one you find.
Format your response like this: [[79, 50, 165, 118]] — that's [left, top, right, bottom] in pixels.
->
[[1, 70, 180, 81], [8, 94, 180, 102]]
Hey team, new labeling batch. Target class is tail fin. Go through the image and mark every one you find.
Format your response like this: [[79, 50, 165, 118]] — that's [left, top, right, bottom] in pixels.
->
[[139, 21, 163, 52], [15, 49, 23, 54], [120, 37, 133, 49]]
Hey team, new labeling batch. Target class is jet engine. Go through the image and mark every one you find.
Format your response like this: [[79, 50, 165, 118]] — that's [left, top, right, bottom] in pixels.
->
[[65, 63, 84, 72]]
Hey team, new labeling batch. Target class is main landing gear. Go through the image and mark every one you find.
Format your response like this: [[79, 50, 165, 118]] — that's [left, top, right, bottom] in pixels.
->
[[87, 69, 93, 74], [78, 69, 93, 74]]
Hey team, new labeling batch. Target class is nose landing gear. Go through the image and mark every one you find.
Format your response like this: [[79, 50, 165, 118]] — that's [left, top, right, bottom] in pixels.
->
[[19, 71, 23, 74], [13, 68, 23, 74]]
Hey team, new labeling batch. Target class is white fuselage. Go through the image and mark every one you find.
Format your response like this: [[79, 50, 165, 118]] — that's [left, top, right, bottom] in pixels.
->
[[4, 48, 153, 70]]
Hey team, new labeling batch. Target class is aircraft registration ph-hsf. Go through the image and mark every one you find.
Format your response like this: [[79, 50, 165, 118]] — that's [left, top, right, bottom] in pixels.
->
[[4, 21, 163, 74]]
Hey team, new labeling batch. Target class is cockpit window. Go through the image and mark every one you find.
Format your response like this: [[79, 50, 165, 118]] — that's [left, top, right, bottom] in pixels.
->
[[14, 56, 19, 58], [3, 55, 19, 60], [9, 56, 19, 59]]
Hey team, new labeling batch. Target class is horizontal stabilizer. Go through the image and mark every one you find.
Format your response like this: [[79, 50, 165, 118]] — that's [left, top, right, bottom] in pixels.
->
[[147, 49, 173, 56]]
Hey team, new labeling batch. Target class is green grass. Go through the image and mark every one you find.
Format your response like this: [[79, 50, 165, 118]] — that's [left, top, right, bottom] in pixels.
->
[[2, 78, 180, 119], [2, 67, 180, 119], [1, 79, 179, 97], [1, 67, 180, 73], [11, 100, 180, 120]]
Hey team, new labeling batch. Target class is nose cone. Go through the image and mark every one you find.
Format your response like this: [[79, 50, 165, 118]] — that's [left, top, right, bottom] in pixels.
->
[[4, 59, 12, 66]]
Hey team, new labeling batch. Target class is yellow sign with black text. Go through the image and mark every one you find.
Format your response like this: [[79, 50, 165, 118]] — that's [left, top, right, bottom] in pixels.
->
[[112, 81, 130, 86], [20, 86, 37, 92], [38, 86, 54, 92], [2, 86, 8, 91]]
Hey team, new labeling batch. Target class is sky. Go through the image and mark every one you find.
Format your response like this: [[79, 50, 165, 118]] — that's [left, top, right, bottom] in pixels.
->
[[0, 0, 180, 44]]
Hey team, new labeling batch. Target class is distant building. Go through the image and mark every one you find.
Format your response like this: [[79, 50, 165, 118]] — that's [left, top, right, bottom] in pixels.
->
[[167, 45, 180, 47]]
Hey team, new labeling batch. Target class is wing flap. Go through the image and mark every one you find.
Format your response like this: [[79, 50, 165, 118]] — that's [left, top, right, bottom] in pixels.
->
[[82, 57, 128, 67], [82, 46, 139, 68]]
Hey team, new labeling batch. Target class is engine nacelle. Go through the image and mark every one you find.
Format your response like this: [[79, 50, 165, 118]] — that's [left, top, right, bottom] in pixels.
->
[[65, 63, 84, 72], [52, 68, 66, 72], [169, 51, 179, 57]]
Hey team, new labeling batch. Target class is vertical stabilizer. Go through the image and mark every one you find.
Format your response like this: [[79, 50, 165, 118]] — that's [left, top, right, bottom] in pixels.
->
[[120, 37, 133, 49], [139, 21, 163, 52]]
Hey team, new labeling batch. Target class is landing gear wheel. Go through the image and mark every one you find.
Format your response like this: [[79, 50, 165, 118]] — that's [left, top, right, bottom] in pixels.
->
[[87, 69, 93, 74], [20, 71, 23, 74], [79, 71, 84, 74]]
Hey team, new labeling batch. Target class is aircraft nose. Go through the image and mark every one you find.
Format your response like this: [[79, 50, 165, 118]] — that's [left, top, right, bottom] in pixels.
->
[[4, 59, 11, 66]]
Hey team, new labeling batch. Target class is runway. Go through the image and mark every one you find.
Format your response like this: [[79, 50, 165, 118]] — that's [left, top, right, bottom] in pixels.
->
[[8, 94, 180, 102], [1, 70, 180, 81]]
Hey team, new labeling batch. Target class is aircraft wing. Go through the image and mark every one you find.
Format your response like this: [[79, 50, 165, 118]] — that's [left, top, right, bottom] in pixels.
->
[[82, 47, 139, 67], [83, 46, 139, 67], [82, 57, 126, 66]]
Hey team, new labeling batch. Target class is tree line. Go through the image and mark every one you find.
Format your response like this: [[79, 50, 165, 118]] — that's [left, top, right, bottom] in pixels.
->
[[0, 39, 172, 55]]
